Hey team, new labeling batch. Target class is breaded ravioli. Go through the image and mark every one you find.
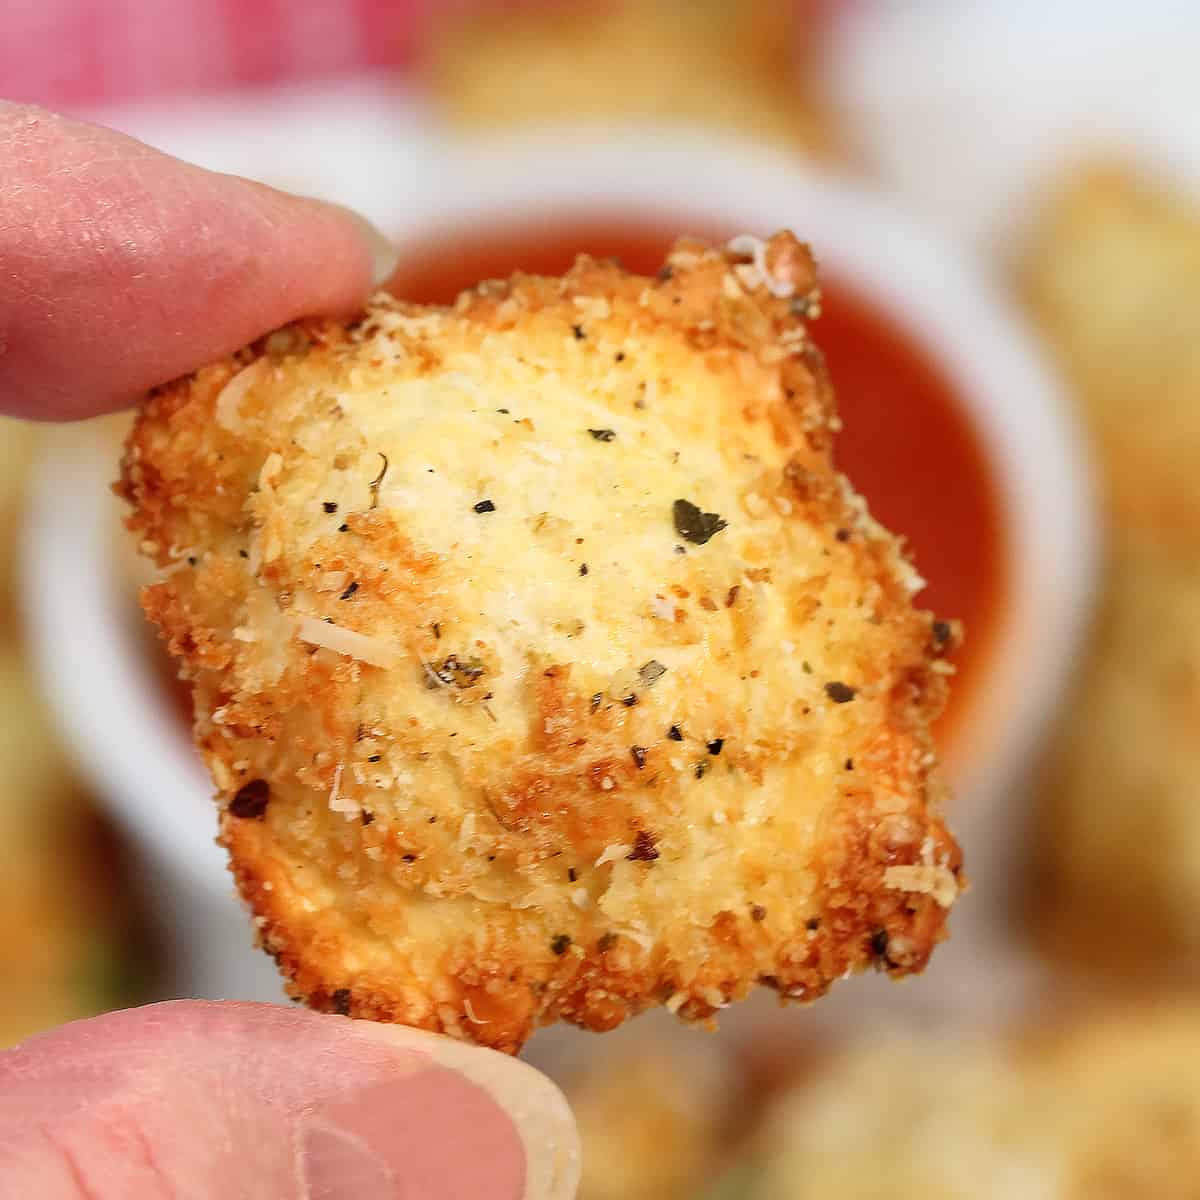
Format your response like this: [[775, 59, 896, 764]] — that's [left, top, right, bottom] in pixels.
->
[[119, 233, 960, 1052], [425, 0, 839, 160], [1019, 167, 1200, 543], [1019, 169, 1200, 972], [558, 1026, 740, 1200], [747, 1006, 1200, 1200]]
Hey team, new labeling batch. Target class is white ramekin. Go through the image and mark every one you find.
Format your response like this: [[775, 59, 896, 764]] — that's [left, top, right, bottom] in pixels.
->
[[24, 128, 1096, 1012]]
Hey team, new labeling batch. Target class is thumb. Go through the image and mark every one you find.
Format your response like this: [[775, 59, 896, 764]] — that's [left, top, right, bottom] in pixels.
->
[[0, 103, 397, 421], [0, 1000, 579, 1199]]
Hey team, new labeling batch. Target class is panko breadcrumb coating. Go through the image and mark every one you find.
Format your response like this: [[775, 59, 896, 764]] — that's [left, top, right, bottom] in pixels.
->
[[119, 232, 959, 1052], [748, 1006, 1200, 1200]]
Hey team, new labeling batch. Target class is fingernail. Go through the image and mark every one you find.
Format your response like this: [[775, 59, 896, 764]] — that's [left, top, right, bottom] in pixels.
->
[[335, 205, 400, 289], [336, 1024, 581, 1200], [302, 1121, 397, 1199], [364, 222, 400, 290], [300, 1070, 530, 1199]]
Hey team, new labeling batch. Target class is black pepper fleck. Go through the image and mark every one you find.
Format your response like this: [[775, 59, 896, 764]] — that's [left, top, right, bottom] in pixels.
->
[[621, 693, 639, 708], [751, 904, 767, 922], [567, 867, 578, 883], [361, 811, 374, 826], [496, 407, 510, 414], [367, 754, 381, 763], [551, 934, 572, 955], [835, 527, 850, 542], [238, 549, 249, 558], [673, 498, 727, 545], [631, 745, 647, 769], [628, 830, 659, 861], [323, 501, 339, 513], [825, 681, 857, 704], [806, 917, 821, 931], [473, 499, 496, 514], [187, 556, 197, 566], [615, 351, 626, 362], [338, 523, 350, 533], [579, 563, 589, 576], [571, 324, 586, 340], [597, 932, 618, 952], [590, 692, 603, 713], [932, 620, 952, 645], [339, 581, 358, 600], [871, 929, 890, 959], [402, 853, 418, 863], [330, 988, 352, 1016], [638, 660, 667, 687], [587, 428, 616, 442], [706, 738, 724, 756], [694, 761, 708, 780], [668, 724, 683, 741], [230, 779, 270, 819]]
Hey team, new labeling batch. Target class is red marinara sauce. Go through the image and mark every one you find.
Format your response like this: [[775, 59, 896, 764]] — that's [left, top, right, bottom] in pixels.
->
[[388, 217, 1006, 746]]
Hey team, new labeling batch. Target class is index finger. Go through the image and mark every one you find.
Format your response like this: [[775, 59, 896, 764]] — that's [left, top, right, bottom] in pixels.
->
[[0, 103, 389, 420]]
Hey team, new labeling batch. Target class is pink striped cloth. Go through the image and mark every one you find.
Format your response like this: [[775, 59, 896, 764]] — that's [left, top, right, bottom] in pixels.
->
[[1, 0, 425, 110]]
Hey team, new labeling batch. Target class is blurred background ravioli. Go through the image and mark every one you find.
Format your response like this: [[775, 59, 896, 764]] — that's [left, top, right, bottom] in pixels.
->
[[0, 419, 147, 1047], [6, 2, 1200, 1195]]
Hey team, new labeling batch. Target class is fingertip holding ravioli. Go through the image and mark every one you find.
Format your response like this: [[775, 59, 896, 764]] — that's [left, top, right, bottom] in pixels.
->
[[119, 232, 961, 1053]]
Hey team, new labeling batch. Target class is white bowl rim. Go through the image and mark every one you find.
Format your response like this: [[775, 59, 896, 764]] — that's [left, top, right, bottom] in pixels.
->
[[23, 126, 1097, 900]]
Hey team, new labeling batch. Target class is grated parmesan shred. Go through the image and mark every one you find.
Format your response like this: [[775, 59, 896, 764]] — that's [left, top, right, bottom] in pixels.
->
[[884, 863, 959, 908], [295, 616, 397, 668], [329, 763, 361, 817], [726, 234, 796, 299], [215, 360, 266, 432], [595, 843, 633, 867]]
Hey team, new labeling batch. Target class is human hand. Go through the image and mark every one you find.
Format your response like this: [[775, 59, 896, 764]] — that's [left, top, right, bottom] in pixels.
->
[[0, 1001, 578, 1197], [0, 101, 395, 419], [0, 104, 580, 1199]]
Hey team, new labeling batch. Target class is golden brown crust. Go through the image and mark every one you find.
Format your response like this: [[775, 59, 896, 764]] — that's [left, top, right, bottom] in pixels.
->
[[120, 232, 958, 1052]]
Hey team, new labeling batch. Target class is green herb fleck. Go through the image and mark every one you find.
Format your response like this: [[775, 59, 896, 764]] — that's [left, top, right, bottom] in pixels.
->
[[673, 499, 727, 545]]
